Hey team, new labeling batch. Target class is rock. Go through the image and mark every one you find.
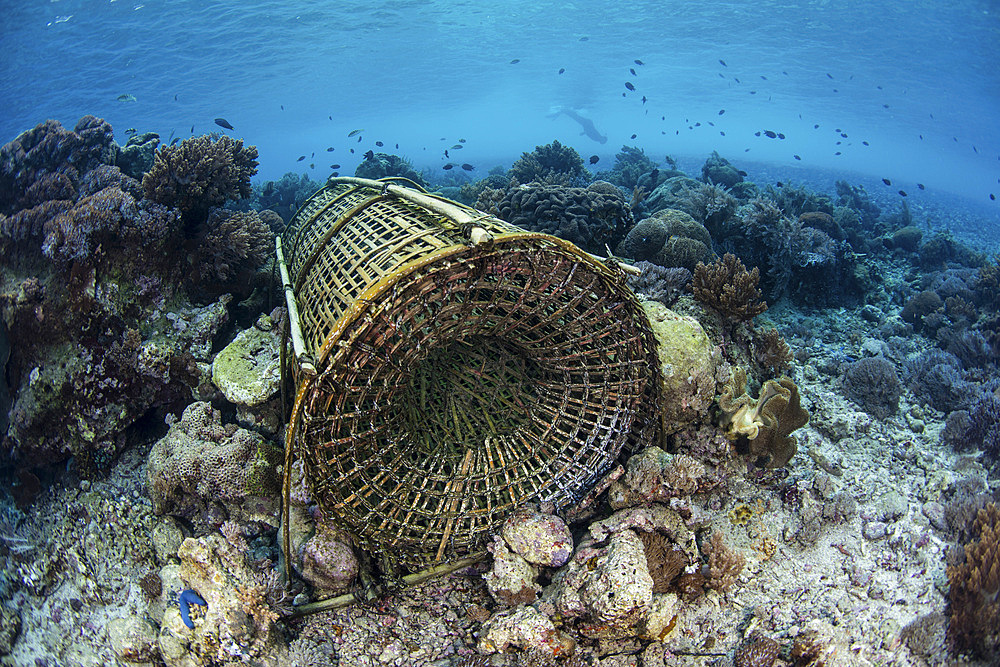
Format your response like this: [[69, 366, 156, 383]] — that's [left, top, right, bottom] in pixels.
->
[[108, 616, 160, 663], [921, 501, 948, 531], [211, 315, 281, 408], [608, 447, 706, 508], [478, 605, 574, 657], [484, 537, 540, 606], [297, 523, 359, 597], [862, 521, 888, 540], [588, 505, 698, 564], [0, 605, 21, 656], [876, 490, 908, 522], [641, 302, 720, 434], [501, 510, 573, 567], [151, 517, 185, 565], [640, 593, 682, 642]]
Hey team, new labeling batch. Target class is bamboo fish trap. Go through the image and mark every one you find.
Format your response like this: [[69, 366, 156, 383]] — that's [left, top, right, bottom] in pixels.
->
[[278, 176, 659, 571]]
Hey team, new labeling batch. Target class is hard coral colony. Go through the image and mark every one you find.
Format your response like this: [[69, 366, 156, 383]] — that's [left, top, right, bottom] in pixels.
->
[[0, 107, 996, 667]]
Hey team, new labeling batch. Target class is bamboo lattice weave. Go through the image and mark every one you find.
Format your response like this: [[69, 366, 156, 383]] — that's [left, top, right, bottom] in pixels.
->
[[280, 177, 658, 569]]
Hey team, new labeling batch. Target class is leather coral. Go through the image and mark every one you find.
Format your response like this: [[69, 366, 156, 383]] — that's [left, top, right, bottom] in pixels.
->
[[718, 367, 808, 468]]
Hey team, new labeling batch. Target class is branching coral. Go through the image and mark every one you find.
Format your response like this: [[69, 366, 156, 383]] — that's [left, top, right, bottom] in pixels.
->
[[508, 140, 586, 185], [718, 367, 808, 468], [142, 135, 258, 221], [192, 208, 272, 295], [753, 327, 793, 377], [947, 503, 1000, 661], [692, 253, 767, 321], [603, 145, 657, 191], [626, 261, 691, 306], [704, 531, 745, 592]]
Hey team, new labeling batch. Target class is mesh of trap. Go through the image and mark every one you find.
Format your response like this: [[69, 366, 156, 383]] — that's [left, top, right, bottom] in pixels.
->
[[281, 177, 659, 569]]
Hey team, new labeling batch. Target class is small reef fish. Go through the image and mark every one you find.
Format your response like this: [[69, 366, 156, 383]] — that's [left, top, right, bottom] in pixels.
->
[[990, 194, 996, 201], [630, 68, 636, 76], [882, 178, 891, 185], [862, 141, 870, 146], [718, 109, 725, 115], [642, 96, 647, 104], [459, 139, 466, 143], [461, 164, 474, 171], [451, 144, 463, 149], [793, 155, 801, 160], [375, 141, 384, 147], [634, 59, 644, 65], [624, 82, 635, 91], [190, 125, 194, 133], [296, 156, 305, 162], [898, 190, 907, 197], [117, 93, 137, 102], [630, 133, 637, 139], [559, 68, 565, 74], [326, 147, 334, 151], [917, 183, 925, 190], [442, 163, 454, 170], [214, 118, 234, 130], [445, 150, 450, 158], [589, 155, 599, 164], [777, 133, 786, 139], [510, 59, 520, 64], [348, 129, 363, 137], [330, 164, 341, 169], [763, 130, 777, 138], [309, 163, 315, 169], [364, 150, 375, 160], [719, 59, 727, 66], [280, 105, 284, 110], [170, 137, 180, 146], [174, 94, 178, 101], [331, 171, 339, 176]]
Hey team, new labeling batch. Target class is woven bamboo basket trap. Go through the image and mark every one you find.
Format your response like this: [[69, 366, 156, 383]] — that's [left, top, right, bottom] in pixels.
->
[[277, 176, 660, 571]]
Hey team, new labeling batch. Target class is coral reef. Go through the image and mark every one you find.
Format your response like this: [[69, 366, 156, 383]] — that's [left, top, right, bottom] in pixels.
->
[[253, 171, 321, 224], [146, 401, 283, 532], [142, 134, 258, 222], [626, 261, 691, 306], [117, 131, 160, 180], [752, 327, 793, 378], [607, 447, 707, 508], [947, 503, 1000, 661], [495, 180, 632, 253], [718, 367, 809, 468], [618, 208, 714, 271], [354, 151, 425, 185], [508, 139, 586, 185], [841, 357, 902, 419], [692, 253, 768, 322], [190, 207, 272, 299], [700, 150, 744, 189], [602, 145, 657, 191], [734, 634, 780, 667]]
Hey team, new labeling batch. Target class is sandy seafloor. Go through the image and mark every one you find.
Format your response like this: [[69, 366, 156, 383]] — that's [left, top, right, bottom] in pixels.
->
[[1, 288, 993, 667]]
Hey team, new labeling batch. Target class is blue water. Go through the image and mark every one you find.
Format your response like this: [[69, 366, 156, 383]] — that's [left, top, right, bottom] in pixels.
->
[[2, 0, 998, 236]]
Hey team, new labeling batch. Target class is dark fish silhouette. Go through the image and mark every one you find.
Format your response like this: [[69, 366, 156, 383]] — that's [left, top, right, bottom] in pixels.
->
[[331, 172, 339, 177], [826, 73, 833, 79], [557, 109, 608, 144], [364, 150, 374, 160], [763, 130, 777, 138], [776, 181, 784, 187], [635, 59, 644, 65], [840, 133, 848, 138], [755, 131, 761, 137], [559, 68, 565, 74], [589, 155, 599, 164], [510, 59, 520, 64], [297, 156, 305, 162], [375, 141, 384, 147], [327, 147, 334, 151], [735, 77, 741, 83], [443, 163, 454, 170], [214, 118, 234, 130], [630, 68, 636, 76], [794, 155, 801, 160], [579, 36, 588, 41], [461, 163, 474, 171], [736, 170, 746, 177], [917, 183, 925, 190], [862, 141, 870, 146], [642, 96, 647, 104], [777, 133, 786, 139], [898, 190, 907, 196], [309, 163, 315, 169], [311, 152, 314, 158], [991, 194, 996, 201], [280, 105, 284, 110], [445, 150, 450, 158], [451, 144, 463, 149], [625, 82, 635, 91], [331, 164, 341, 169], [630, 133, 637, 139], [760, 75, 767, 80], [174, 94, 178, 101], [395, 143, 399, 149], [882, 178, 891, 185], [718, 109, 725, 115], [459, 138, 466, 143], [191, 125, 194, 132], [719, 59, 727, 66], [348, 129, 363, 137], [835, 151, 842, 155], [357, 136, 362, 143], [170, 137, 180, 146], [814, 124, 819, 129]]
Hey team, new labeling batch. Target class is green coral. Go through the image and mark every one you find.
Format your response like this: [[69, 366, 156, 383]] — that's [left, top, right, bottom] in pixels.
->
[[718, 368, 808, 468]]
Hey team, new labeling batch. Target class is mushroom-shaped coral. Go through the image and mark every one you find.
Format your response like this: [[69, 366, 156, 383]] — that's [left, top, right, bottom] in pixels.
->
[[718, 367, 808, 468], [142, 135, 258, 221]]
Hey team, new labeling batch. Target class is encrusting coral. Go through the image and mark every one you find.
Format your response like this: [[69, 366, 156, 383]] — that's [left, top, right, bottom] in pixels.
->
[[947, 502, 1000, 660], [692, 253, 768, 322], [718, 367, 809, 468]]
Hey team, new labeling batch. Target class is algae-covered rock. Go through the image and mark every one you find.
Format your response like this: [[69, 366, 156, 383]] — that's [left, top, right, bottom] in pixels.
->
[[478, 604, 575, 657], [108, 616, 160, 664], [483, 536, 541, 606], [297, 522, 359, 598], [641, 300, 721, 434], [500, 509, 573, 567], [211, 313, 280, 408]]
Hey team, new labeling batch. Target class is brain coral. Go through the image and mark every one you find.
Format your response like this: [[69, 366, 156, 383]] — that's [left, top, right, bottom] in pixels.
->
[[147, 401, 283, 531], [142, 135, 258, 221], [496, 181, 632, 253]]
